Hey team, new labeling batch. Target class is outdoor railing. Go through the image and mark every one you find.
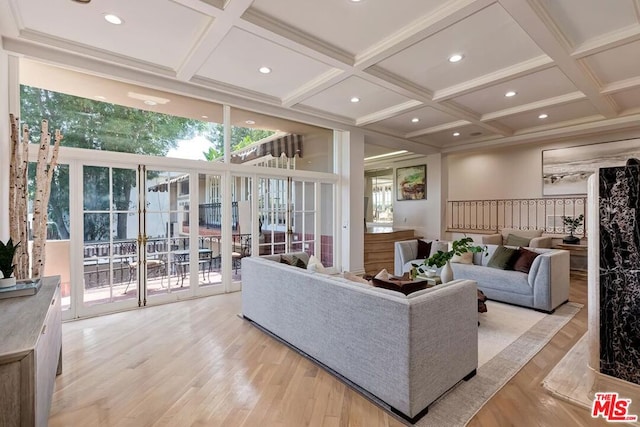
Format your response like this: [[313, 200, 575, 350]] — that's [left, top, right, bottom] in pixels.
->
[[446, 196, 587, 236], [197, 201, 238, 230]]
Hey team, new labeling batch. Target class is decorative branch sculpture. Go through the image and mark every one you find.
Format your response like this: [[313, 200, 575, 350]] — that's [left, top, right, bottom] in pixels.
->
[[9, 114, 62, 279]]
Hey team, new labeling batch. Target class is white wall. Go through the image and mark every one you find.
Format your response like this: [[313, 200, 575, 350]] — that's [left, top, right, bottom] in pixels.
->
[[392, 154, 443, 239], [297, 129, 333, 173], [447, 130, 640, 201]]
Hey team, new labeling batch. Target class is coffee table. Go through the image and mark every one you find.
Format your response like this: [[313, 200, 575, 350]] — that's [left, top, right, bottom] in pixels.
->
[[419, 275, 488, 313]]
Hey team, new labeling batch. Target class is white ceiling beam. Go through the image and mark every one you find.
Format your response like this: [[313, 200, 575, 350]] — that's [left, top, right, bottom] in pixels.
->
[[354, 0, 496, 69], [499, 0, 618, 118], [356, 100, 424, 126], [175, 0, 255, 81], [481, 91, 586, 121], [406, 120, 470, 138], [571, 24, 640, 59], [433, 55, 554, 101], [282, 69, 352, 108], [171, 0, 223, 17], [601, 76, 640, 95], [363, 66, 513, 136], [442, 113, 640, 153], [240, 9, 354, 67]]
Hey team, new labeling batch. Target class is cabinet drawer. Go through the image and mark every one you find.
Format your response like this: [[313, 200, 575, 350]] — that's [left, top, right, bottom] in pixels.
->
[[35, 285, 61, 427]]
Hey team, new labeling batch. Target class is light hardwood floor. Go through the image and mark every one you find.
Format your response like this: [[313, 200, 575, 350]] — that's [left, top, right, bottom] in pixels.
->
[[49, 274, 608, 426]]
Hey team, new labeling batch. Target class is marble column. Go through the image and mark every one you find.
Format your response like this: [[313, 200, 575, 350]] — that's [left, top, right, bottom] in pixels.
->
[[597, 164, 640, 385]]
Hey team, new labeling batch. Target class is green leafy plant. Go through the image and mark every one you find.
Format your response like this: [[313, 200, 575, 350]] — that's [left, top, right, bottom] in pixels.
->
[[562, 214, 584, 236], [0, 238, 20, 279], [411, 237, 486, 276]]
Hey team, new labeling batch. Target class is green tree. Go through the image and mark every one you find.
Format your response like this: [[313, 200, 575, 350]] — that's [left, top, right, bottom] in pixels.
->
[[20, 85, 204, 240], [202, 124, 274, 161]]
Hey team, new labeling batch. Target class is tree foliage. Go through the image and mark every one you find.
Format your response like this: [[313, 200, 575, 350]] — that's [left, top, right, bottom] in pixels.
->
[[20, 85, 204, 240], [202, 124, 274, 161]]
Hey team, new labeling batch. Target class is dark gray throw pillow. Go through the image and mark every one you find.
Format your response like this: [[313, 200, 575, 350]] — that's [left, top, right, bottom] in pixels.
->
[[487, 245, 519, 270]]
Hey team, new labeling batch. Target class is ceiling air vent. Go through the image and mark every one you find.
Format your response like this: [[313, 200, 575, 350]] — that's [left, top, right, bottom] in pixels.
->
[[470, 132, 483, 136]]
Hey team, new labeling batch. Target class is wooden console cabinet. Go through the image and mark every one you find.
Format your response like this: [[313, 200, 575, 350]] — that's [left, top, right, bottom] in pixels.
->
[[0, 276, 62, 427]]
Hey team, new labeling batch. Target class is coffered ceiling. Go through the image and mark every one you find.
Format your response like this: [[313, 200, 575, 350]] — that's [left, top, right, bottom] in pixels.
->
[[1, 0, 640, 155]]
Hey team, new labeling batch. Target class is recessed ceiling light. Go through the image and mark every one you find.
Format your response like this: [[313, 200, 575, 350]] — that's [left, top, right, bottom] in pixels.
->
[[259, 66, 271, 74], [201, 115, 208, 119], [245, 120, 256, 125], [538, 113, 548, 119], [350, 0, 362, 2], [350, 97, 360, 103], [94, 95, 106, 100], [104, 14, 123, 25], [411, 118, 420, 123], [505, 91, 517, 97], [453, 132, 461, 136], [127, 92, 170, 105], [144, 100, 157, 106], [448, 54, 463, 63]]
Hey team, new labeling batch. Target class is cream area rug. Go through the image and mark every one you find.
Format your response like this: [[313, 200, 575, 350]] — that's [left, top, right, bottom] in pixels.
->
[[413, 300, 583, 426]]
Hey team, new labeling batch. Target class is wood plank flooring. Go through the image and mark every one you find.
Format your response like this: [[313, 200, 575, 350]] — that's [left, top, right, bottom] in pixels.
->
[[49, 274, 607, 426]]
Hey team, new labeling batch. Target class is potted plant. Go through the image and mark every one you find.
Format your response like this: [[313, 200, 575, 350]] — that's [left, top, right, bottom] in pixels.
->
[[561, 214, 584, 244], [0, 238, 20, 288], [412, 237, 485, 283]]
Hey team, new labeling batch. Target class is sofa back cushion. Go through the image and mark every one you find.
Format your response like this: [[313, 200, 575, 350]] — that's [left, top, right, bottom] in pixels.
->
[[487, 246, 519, 270], [499, 228, 543, 241]]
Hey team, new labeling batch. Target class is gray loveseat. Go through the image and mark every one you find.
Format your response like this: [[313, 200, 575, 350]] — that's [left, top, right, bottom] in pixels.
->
[[395, 241, 570, 313], [242, 252, 478, 422]]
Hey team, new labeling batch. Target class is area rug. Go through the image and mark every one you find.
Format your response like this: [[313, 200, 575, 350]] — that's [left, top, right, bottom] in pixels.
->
[[413, 300, 583, 426]]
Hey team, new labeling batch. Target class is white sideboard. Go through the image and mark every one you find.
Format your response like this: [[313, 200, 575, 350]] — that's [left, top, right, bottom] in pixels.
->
[[0, 276, 62, 427]]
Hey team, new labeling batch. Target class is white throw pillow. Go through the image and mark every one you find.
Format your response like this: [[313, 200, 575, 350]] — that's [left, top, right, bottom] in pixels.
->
[[374, 268, 390, 280], [343, 271, 371, 285], [448, 242, 473, 264], [307, 254, 327, 274]]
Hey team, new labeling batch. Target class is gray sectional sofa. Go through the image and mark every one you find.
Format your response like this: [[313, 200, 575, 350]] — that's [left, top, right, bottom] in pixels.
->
[[395, 241, 570, 313], [241, 252, 479, 422]]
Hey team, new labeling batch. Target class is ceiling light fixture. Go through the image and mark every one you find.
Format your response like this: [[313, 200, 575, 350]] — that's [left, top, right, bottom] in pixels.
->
[[127, 92, 170, 105], [144, 100, 157, 106], [350, 0, 363, 2], [201, 115, 208, 119], [538, 113, 548, 119], [245, 120, 256, 125], [259, 66, 271, 74], [411, 118, 420, 123], [505, 91, 517, 97], [350, 97, 360, 103], [453, 132, 461, 136], [364, 150, 408, 161], [104, 14, 123, 25], [94, 95, 106, 100], [448, 54, 463, 63]]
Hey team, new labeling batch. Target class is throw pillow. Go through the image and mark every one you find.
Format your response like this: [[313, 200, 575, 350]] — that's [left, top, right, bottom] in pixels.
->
[[512, 247, 540, 274], [487, 245, 519, 270], [371, 277, 427, 295], [449, 242, 473, 264], [505, 233, 531, 247], [417, 240, 432, 259], [343, 271, 371, 285], [374, 268, 390, 280], [307, 254, 327, 274], [280, 255, 307, 269]]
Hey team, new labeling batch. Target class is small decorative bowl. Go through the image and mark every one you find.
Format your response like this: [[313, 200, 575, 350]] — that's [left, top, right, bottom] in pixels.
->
[[425, 269, 437, 278]]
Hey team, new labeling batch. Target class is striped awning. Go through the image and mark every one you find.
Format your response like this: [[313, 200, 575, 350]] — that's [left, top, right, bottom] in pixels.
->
[[231, 134, 303, 164]]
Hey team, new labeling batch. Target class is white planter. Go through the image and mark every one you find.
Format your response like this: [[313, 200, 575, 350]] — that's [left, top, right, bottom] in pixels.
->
[[441, 261, 454, 283], [0, 276, 17, 288]]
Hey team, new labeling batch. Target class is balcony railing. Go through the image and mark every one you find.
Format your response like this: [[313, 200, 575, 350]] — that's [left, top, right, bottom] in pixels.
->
[[446, 196, 587, 236], [196, 201, 238, 230]]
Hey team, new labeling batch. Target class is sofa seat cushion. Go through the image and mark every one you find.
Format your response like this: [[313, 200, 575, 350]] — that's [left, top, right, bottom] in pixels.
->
[[451, 263, 532, 296]]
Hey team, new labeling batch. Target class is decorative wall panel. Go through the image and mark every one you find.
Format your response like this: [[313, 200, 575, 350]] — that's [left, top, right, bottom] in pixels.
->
[[599, 164, 640, 385]]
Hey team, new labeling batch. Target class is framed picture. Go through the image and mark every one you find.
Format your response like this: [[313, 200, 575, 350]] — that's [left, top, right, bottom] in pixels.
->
[[542, 138, 640, 195], [396, 165, 426, 200]]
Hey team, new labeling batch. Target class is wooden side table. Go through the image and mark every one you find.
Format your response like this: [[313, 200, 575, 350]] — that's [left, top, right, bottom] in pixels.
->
[[553, 241, 588, 273]]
